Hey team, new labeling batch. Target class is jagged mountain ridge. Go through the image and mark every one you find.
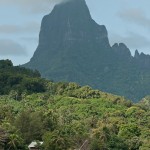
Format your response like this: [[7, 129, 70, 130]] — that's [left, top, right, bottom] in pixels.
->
[[24, 0, 150, 101]]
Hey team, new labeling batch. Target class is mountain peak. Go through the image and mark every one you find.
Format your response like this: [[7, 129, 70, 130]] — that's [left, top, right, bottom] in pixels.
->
[[37, 0, 109, 51], [134, 50, 140, 59], [51, 0, 91, 20], [112, 43, 132, 58], [25, 0, 110, 71]]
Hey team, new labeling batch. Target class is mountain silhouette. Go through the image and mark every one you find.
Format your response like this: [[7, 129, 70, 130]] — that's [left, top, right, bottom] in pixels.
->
[[24, 0, 150, 101]]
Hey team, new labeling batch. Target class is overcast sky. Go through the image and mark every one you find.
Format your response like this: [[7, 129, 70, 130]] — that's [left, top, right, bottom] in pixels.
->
[[0, 0, 150, 65]]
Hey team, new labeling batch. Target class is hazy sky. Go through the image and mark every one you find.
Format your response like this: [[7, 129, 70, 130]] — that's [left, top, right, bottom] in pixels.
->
[[0, 0, 150, 65]]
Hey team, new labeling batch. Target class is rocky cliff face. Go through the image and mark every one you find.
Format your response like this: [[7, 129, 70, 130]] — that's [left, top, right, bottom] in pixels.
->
[[24, 0, 112, 81], [24, 0, 150, 101]]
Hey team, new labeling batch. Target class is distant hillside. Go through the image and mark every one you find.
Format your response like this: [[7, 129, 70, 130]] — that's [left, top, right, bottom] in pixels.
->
[[23, 0, 150, 102]]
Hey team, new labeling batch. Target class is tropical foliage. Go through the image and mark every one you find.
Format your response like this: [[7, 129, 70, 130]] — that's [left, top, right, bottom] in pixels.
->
[[0, 60, 150, 149]]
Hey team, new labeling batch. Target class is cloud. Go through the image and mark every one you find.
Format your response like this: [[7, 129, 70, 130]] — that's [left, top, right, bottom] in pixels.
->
[[0, 22, 40, 35], [0, 0, 71, 14], [0, 0, 68, 4], [118, 8, 150, 29], [0, 39, 27, 56], [109, 32, 150, 50]]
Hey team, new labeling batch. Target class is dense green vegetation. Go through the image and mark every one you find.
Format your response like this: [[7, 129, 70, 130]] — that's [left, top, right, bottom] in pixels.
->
[[0, 60, 150, 149], [0, 59, 46, 97]]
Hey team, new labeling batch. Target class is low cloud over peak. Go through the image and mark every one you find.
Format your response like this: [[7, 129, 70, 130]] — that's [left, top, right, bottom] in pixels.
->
[[0, 0, 72, 14]]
